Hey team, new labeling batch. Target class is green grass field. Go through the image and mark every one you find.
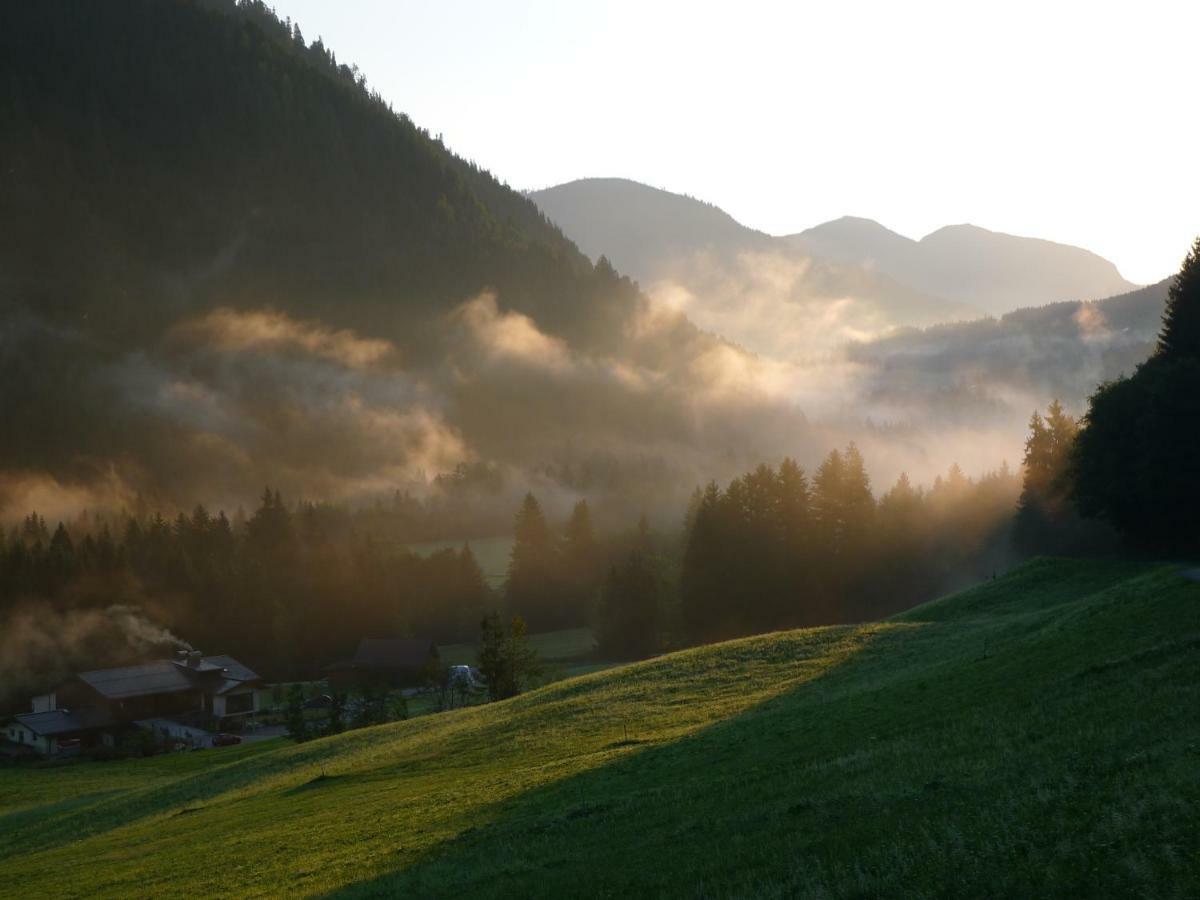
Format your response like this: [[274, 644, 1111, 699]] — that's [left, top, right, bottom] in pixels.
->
[[2, 558, 1198, 897]]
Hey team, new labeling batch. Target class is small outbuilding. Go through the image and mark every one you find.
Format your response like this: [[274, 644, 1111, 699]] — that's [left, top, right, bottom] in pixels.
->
[[325, 638, 439, 689], [3, 708, 118, 756]]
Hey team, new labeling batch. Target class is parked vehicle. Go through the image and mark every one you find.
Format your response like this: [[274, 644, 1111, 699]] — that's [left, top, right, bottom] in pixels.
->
[[211, 733, 242, 747], [448, 665, 485, 691]]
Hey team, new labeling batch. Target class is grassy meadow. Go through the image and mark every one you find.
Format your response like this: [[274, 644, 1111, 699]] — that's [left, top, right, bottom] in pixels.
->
[[1, 558, 1197, 897]]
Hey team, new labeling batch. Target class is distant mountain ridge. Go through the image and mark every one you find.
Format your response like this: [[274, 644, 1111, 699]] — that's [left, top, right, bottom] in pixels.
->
[[788, 217, 1137, 315], [531, 179, 1139, 331], [530, 179, 980, 357]]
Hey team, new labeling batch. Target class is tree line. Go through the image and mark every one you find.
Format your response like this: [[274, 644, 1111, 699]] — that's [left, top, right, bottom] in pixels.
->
[[0, 491, 491, 699], [678, 448, 1020, 644]]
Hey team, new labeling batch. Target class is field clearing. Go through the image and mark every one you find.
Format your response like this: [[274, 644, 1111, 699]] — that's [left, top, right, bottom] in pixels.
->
[[406, 536, 512, 587], [439, 626, 597, 666], [0, 559, 1197, 897]]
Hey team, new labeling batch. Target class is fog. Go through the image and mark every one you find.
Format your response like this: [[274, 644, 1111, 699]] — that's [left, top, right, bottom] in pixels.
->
[[0, 274, 1167, 531]]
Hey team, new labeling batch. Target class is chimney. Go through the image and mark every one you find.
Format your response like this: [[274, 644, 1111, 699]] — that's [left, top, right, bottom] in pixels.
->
[[187, 650, 202, 668]]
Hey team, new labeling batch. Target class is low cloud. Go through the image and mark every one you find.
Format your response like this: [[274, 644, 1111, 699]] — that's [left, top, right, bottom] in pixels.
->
[[454, 292, 573, 373], [174, 307, 398, 370]]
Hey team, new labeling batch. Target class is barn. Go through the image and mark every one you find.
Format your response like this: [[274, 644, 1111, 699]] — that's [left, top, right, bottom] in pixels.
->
[[325, 638, 439, 689]]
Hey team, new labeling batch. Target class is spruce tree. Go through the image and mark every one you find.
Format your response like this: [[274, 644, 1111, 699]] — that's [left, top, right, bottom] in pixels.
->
[[505, 493, 564, 629], [1157, 236, 1200, 359]]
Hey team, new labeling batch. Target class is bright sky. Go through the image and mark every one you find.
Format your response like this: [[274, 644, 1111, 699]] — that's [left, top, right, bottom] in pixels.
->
[[271, 0, 1198, 284]]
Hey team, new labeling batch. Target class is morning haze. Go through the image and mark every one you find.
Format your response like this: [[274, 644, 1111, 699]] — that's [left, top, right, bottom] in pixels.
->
[[0, 2, 1197, 897]]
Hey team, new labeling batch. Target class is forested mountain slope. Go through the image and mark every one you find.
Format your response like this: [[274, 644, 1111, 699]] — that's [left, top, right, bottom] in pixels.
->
[[0, 1, 800, 512], [1, 558, 1196, 897], [1, 0, 604, 346]]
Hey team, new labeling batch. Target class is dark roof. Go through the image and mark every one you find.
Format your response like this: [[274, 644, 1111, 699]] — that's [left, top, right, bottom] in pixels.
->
[[202, 656, 261, 683], [215, 678, 258, 695], [76, 656, 261, 700], [351, 638, 436, 671], [15, 707, 116, 736]]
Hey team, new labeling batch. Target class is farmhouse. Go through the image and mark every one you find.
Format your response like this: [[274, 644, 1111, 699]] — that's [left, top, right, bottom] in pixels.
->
[[2, 651, 263, 757], [326, 638, 439, 689]]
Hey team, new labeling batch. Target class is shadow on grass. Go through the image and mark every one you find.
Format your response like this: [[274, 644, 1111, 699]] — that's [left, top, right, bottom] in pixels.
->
[[319, 622, 943, 899]]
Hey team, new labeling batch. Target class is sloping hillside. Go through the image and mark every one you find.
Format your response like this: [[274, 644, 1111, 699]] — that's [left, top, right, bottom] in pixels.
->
[[0, 1, 807, 512], [2, 558, 1197, 897]]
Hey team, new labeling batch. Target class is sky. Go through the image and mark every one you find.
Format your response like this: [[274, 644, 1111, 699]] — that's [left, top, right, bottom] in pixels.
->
[[270, 0, 1198, 284]]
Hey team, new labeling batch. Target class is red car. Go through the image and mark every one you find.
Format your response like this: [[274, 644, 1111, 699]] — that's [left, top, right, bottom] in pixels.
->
[[211, 733, 242, 747]]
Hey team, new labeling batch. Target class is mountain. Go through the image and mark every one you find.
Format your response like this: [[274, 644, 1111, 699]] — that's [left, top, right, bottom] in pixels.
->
[[530, 179, 979, 356], [532, 180, 1139, 349], [789, 218, 1138, 316], [0, 1, 812, 514], [3, 559, 1197, 896], [528, 177, 764, 282]]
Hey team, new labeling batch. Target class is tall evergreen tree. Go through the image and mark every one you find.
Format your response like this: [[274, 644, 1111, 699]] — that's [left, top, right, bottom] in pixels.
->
[[681, 482, 727, 642], [505, 493, 566, 629], [1072, 238, 1200, 553], [598, 549, 662, 659], [1157, 236, 1200, 358], [562, 499, 600, 614]]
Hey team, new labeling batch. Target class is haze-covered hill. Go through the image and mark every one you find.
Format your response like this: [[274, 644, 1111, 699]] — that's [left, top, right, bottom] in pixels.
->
[[2, 558, 1196, 897], [531, 179, 979, 356], [532, 179, 1140, 354], [0, 1, 815, 517], [849, 279, 1170, 425], [789, 217, 1138, 316]]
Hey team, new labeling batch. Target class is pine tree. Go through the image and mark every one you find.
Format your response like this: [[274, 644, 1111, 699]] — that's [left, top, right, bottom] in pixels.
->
[[1157, 236, 1200, 359], [285, 684, 308, 742], [505, 493, 565, 629], [812, 449, 846, 551], [840, 443, 875, 546], [1016, 401, 1081, 552], [478, 612, 539, 701], [562, 499, 600, 615], [680, 482, 726, 642], [598, 550, 662, 658]]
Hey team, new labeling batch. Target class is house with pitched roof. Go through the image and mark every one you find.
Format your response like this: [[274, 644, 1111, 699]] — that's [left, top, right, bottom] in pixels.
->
[[3, 651, 263, 757]]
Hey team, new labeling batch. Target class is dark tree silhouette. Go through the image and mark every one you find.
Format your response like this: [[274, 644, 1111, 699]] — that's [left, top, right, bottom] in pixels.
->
[[598, 550, 662, 659], [1072, 238, 1200, 553], [1157, 237, 1200, 358]]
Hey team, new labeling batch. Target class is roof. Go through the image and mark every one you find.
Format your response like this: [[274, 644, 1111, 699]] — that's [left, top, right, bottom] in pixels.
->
[[215, 678, 258, 695], [351, 638, 436, 671], [15, 707, 116, 737], [202, 655, 260, 682], [76, 656, 261, 700]]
